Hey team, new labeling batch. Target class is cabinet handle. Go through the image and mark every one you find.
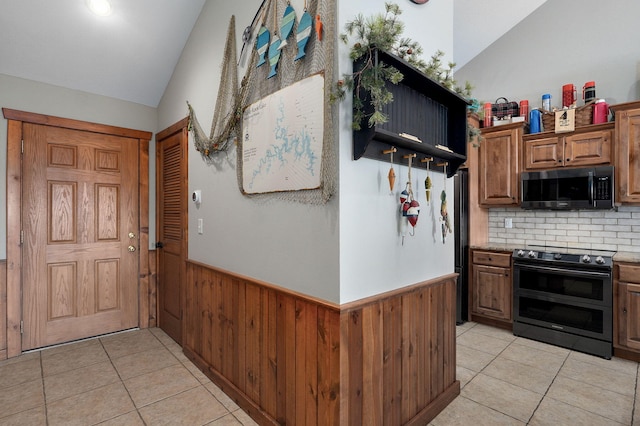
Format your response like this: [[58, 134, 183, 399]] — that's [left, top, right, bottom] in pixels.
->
[[623, 308, 627, 314], [566, 158, 570, 162]]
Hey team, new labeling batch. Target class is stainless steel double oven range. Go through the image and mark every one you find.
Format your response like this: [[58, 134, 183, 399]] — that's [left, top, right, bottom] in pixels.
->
[[512, 245, 614, 359]]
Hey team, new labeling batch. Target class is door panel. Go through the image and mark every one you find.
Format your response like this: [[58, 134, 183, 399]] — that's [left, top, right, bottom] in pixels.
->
[[156, 121, 188, 344], [22, 123, 139, 350]]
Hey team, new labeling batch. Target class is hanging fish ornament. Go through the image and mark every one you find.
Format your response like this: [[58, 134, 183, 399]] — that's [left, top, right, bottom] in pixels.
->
[[315, 14, 323, 41], [388, 168, 396, 192], [294, 10, 313, 61], [407, 199, 420, 228], [425, 175, 432, 203], [256, 25, 270, 67], [399, 188, 409, 204], [267, 34, 282, 78], [278, 3, 296, 50], [440, 190, 452, 243]]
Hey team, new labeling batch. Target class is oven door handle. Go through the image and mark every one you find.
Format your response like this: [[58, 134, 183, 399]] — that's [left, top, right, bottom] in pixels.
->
[[515, 263, 611, 279]]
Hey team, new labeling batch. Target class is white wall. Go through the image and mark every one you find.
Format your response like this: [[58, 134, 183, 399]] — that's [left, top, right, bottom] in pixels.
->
[[338, 0, 456, 303], [0, 74, 158, 259], [158, 0, 341, 303], [455, 0, 640, 107]]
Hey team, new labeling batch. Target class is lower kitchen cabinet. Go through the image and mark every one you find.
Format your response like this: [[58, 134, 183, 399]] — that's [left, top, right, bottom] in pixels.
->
[[470, 249, 513, 329], [614, 262, 640, 359]]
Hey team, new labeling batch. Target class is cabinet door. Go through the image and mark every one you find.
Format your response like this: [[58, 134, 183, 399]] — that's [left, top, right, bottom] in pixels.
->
[[472, 264, 512, 321], [523, 136, 562, 170], [479, 127, 520, 206], [616, 108, 640, 203], [616, 282, 640, 351], [564, 129, 612, 167]]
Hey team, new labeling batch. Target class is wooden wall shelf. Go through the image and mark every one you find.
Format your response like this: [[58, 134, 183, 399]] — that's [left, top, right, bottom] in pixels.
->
[[352, 49, 470, 177]]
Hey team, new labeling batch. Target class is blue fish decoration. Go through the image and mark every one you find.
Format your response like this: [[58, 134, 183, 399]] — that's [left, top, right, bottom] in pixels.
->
[[294, 11, 312, 61], [278, 4, 296, 50], [256, 25, 270, 67], [267, 34, 282, 78]]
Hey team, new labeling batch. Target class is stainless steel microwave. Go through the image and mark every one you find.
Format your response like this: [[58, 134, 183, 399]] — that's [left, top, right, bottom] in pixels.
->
[[521, 166, 614, 210]]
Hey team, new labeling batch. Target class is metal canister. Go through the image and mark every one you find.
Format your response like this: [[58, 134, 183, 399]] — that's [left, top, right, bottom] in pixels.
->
[[583, 81, 596, 103], [483, 102, 492, 127], [519, 100, 529, 122]]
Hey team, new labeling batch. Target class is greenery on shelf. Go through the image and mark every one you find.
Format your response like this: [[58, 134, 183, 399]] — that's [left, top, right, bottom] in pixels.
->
[[332, 2, 475, 140]]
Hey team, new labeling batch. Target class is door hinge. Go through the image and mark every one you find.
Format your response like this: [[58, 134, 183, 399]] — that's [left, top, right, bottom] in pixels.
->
[[21, 139, 24, 154], [20, 321, 24, 334], [20, 230, 24, 244]]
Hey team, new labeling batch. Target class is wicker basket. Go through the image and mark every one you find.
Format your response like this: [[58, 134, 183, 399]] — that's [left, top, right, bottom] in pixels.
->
[[541, 101, 594, 132]]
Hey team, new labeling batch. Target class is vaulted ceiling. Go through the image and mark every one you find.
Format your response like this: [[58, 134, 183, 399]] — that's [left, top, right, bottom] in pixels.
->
[[0, 0, 545, 107]]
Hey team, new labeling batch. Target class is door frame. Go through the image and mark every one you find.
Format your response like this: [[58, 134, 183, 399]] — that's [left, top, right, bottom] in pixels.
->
[[155, 117, 189, 344], [3, 108, 152, 358]]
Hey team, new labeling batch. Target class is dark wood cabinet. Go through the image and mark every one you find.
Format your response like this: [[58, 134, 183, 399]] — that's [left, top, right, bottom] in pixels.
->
[[611, 101, 640, 204], [614, 262, 640, 357], [470, 249, 512, 328], [479, 123, 523, 206], [523, 125, 613, 171]]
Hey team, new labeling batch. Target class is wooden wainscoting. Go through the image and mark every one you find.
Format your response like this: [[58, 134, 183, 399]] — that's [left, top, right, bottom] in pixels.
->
[[184, 260, 341, 425], [340, 274, 460, 426], [184, 260, 459, 425], [1, 260, 6, 360]]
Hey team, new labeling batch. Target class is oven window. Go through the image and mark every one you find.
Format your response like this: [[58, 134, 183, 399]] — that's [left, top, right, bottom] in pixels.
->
[[517, 297, 604, 334], [518, 268, 604, 301]]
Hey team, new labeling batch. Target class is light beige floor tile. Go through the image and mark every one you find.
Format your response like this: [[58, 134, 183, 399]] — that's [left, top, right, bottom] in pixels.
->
[[513, 336, 571, 356], [468, 323, 517, 343], [456, 365, 477, 389], [546, 375, 633, 425], [0, 378, 44, 419], [482, 357, 555, 394], [231, 408, 259, 426], [139, 386, 228, 425], [207, 413, 243, 426], [0, 405, 46, 425], [183, 358, 213, 384], [40, 337, 101, 356], [0, 351, 40, 368], [41, 342, 109, 376], [111, 347, 179, 380], [96, 410, 145, 425], [0, 356, 42, 389], [461, 373, 542, 422], [529, 396, 625, 426], [44, 360, 120, 402], [457, 331, 512, 356], [100, 329, 163, 359], [431, 395, 524, 425], [149, 327, 182, 353], [206, 382, 240, 412], [567, 350, 638, 376], [559, 356, 636, 397], [46, 382, 134, 426], [124, 363, 200, 408], [456, 345, 496, 372], [499, 342, 567, 373]]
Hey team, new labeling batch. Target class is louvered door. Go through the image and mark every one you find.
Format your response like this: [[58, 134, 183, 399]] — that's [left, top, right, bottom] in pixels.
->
[[156, 121, 188, 344]]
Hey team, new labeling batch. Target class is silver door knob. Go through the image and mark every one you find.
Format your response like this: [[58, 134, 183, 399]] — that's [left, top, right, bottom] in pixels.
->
[[128, 245, 136, 252]]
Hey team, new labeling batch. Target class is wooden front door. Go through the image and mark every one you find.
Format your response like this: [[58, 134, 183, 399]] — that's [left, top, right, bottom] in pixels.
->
[[156, 118, 188, 344], [21, 123, 140, 350]]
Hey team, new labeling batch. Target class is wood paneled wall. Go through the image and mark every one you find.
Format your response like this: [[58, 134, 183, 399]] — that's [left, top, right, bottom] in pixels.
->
[[0, 260, 6, 360], [184, 261, 459, 425]]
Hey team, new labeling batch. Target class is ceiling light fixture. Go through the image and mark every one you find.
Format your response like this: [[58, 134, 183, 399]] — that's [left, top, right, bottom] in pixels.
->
[[87, 0, 112, 16]]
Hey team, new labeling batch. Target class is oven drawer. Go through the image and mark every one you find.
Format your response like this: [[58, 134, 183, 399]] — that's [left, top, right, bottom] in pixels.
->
[[616, 263, 640, 284], [473, 251, 511, 268]]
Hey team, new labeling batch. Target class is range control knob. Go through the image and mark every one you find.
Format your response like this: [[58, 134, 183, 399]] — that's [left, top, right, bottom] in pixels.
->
[[595, 256, 605, 265], [517, 250, 525, 257], [581, 254, 591, 263], [553, 253, 562, 260], [528, 250, 536, 258]]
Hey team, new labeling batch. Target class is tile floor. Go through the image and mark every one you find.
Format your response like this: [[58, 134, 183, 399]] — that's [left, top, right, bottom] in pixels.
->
[[0, 328, 258, 425], [431, 321, 640, 425], [1, 324, 638, 425]]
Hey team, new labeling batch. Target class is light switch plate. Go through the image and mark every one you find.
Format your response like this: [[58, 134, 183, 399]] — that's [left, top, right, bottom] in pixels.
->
[[505, 218, 513, 229], [198, 218, 203, 234]]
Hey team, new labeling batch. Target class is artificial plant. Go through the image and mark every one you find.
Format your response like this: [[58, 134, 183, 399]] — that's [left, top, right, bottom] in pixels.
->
[[332, 2, 473, 133]]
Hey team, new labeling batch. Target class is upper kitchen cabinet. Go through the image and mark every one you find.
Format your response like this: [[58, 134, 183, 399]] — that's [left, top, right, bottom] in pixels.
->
[[479, 122, 524, 206], [611, 101, 640, 204], [522, 124, 613, 171]]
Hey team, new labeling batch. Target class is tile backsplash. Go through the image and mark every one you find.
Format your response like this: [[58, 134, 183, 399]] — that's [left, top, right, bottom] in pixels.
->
[[488, 206, 640, 253]]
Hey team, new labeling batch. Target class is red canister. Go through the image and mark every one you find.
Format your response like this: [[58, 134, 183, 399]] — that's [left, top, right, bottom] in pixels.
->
[[483, 102, 492, 127], [519, 100, 529, 122], [562, 84, 576, 107], [583, 81, 596, 103], [593, 100, 608, 124]]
